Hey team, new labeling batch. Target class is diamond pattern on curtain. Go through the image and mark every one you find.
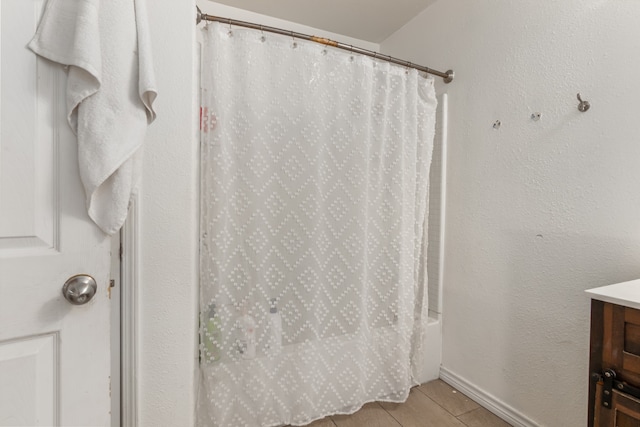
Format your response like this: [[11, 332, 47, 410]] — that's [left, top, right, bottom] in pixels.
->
[[198, 22, 437, 427]]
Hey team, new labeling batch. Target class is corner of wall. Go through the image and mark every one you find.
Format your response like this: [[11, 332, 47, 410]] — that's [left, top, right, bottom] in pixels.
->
[[139, 0, 199, 425]]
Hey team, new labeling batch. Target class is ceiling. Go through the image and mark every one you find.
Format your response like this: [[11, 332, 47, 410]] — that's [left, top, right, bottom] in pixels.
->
[[207, 0, 437, 43]]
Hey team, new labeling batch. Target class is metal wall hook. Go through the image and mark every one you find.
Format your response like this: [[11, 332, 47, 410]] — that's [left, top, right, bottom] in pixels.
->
[[577, 93, 590, 112]]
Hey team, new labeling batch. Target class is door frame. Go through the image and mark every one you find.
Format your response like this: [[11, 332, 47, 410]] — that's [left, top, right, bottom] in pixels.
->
[[119, 196, 140, 427]]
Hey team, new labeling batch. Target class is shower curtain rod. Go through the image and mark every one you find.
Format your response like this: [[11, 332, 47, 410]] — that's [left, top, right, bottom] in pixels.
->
[[196, 7, 454, 83]]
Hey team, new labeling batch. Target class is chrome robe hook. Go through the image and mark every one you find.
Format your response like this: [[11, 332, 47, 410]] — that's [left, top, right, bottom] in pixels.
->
[[577, 93, 590, 112]]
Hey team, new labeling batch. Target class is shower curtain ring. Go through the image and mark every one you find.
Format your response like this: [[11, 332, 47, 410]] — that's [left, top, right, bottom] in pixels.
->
[[227, 18, 233, 36], [291, 30, 297, 48], [259, 25, 266, 42]]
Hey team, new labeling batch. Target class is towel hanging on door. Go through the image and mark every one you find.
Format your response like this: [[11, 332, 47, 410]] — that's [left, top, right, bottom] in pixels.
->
[[28, 0, 157, 235]]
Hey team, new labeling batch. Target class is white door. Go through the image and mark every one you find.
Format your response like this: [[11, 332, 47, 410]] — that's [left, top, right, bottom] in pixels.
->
[[0, 1, 111, 426]]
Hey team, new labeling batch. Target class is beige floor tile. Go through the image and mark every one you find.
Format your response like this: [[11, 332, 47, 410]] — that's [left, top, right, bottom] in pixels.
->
[[380, 389, 467, 427], [417, 380, 480, 416], [332, 402, 401, 427], [457, 407, 512, 427], [296, 416, 337, 427]]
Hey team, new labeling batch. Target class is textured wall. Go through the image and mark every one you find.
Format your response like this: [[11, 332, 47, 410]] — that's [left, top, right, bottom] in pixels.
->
[[139, 1, 199, 425], [382, 1, 640, 425]]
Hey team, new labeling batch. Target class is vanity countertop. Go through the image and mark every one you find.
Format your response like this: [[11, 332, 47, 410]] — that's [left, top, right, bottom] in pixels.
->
[[586, 279, 640, 310]]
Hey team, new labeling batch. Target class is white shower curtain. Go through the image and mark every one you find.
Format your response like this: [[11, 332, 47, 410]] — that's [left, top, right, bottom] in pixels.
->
[[198, 22, 437, 427]]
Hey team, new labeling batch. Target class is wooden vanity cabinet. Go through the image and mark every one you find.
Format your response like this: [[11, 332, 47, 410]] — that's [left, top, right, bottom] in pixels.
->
[[590, 300, 640, 426]]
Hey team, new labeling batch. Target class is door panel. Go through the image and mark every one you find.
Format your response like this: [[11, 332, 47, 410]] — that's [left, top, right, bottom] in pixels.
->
[[594, 382, 640, 426], [0, 333, 57, 426], [0, 1, 111, 425], [0, 0, 57, 253], [602, 303, 640, 387]]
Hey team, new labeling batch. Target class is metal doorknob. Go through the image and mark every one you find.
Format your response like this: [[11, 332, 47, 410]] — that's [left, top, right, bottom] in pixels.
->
[[62, 274, 97, 305]]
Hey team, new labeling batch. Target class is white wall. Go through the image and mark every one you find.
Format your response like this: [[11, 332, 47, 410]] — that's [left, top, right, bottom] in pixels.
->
[[382, 1, 640, 426], [139, 1, 199, 426]]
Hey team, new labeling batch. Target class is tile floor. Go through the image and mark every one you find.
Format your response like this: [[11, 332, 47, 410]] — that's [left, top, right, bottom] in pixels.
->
[[294, 380, 512, 427]]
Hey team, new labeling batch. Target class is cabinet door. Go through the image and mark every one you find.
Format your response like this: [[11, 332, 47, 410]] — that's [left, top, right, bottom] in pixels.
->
[[602, 303, 640, 385], [595, 383, 640, 426]]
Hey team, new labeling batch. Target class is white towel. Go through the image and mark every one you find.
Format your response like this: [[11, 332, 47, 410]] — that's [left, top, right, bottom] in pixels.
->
[[28, 0, 157, 235]]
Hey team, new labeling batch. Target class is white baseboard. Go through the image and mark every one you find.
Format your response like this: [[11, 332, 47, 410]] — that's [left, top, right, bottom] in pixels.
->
[[439, 367, 539, 427]]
